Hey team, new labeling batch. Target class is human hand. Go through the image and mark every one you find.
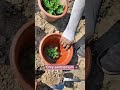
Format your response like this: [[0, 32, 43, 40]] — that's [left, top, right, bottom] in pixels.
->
[[60, 36, 73, 50]]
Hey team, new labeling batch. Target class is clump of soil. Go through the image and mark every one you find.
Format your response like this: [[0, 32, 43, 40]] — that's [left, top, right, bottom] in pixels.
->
[[43, 45, 60, 63], [40, 70, 64, 86], [19, 46, 35, 88]]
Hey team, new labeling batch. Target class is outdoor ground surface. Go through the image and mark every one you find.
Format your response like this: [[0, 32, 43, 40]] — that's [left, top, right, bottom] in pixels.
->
[[0, 0, 33, 90], [0, 0, 120, 90]]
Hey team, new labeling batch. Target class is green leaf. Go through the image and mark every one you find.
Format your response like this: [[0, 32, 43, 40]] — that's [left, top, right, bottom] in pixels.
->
[[53, 0, 59, 10], [42, 0, 64, 15], [47, 9, 54, 14], [52, 53, 54, 57], [54, 47, 58, 50], [43, 0, 51, 8], [56, 5, 64, 14], [48, 47, 59, 59], [43, 0, 48, 5]]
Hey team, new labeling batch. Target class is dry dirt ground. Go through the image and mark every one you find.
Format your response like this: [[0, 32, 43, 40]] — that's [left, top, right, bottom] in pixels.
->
[[0, 0, 33, 90]]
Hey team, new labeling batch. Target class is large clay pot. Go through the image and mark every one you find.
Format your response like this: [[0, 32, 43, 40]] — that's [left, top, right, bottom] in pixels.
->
[[85, 47, 92, 79], [38, 0, 68, 22], [39, 33, 73, 65], [9, 19, 35, 90]]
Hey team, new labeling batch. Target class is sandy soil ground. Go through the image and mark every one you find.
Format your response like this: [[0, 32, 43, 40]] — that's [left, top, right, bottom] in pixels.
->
[[0, 0, 33, 89]]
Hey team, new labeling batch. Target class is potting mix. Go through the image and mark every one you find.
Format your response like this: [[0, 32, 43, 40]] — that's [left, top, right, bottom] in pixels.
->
[[43, 46, 60, 63]]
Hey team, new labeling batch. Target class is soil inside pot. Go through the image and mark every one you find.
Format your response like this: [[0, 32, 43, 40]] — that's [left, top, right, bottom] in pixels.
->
[[43, 45, 61, 63], [19, 45, 35, 88]]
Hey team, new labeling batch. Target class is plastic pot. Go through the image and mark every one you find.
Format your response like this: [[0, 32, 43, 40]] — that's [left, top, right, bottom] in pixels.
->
[[39, 33, 73, 65], [38, 0, 68, 22], [9, 19, 35, 90], [85, 47, 92, 79]]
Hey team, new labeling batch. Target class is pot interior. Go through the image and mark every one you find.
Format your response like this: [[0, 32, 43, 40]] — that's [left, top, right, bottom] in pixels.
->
[[41, 34, 73, 65], [15, 23, 35, 88]]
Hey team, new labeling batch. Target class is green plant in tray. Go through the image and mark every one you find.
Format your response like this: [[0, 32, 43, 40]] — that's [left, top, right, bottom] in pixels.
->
[[48, 47, 59, 59], [42, 0, 64, 15]]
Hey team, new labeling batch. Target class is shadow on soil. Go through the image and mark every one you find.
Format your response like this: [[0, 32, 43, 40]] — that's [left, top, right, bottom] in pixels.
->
[[0, 0, 27, 64], [37, 82, 53, 90], [35, 26, 46, 53], [69, 35, 85, 65], [86, 20, 120, 90], [64, 73, 74, 88], [86, 50, 104, 90], [0, 0, 35, 90], [51, 13, 71, 32]]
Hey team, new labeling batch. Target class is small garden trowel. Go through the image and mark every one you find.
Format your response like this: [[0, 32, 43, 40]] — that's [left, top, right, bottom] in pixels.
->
[[50, 77, 84, 90], [63, 77, 82, 82]]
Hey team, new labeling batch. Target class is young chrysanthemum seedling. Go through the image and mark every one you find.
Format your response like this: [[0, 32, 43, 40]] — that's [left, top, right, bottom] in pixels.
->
[[48, 47, 59, 59], [42, 0, 64, 15]]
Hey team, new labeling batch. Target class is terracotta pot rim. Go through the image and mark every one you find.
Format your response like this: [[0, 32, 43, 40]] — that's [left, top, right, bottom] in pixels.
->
[[38, 0, 68, 19], [9, 19, 34, 90], [39, 33, 73, 65], [85, 47, 92, 80]]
